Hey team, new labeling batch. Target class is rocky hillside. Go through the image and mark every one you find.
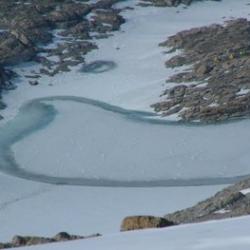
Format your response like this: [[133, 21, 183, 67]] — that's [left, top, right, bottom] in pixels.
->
[[152, 18, 250, 123], [164, 177, 250, 223], [0, 0, 125, 118], [0, 0, 124, 67]]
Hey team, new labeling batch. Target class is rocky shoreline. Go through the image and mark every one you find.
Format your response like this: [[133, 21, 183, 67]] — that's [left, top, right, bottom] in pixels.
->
[[0, 0, 126, 119], [152, 18, 250, 123]]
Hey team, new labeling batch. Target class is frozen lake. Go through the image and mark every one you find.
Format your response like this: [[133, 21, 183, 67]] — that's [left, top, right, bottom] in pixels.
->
[[0, 96, 249, 187]]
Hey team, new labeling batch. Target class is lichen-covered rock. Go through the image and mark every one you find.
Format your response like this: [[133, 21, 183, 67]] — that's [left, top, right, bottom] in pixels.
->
[[120, 215, 175, 231]]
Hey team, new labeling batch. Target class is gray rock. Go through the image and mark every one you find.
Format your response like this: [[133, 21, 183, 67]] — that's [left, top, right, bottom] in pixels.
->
[[165, 177, 250, 224], [0, 232, 101, 249]]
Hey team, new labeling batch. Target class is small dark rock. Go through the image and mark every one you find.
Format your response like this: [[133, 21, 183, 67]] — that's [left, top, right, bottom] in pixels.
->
[[29, 80, 39, 86]]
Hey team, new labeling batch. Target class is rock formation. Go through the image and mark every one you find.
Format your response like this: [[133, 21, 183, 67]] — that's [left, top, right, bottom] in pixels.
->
[[152, 19, 250, 122]]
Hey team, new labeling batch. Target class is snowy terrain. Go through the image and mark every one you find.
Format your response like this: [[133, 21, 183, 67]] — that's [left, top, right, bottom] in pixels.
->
[[10, 215, 250, 250], [0, 0, 250, 249], [0, 173, 223, 241]]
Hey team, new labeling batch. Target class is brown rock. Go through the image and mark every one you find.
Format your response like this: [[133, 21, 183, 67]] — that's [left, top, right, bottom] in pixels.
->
[[53, 232, 71, 241], [120, 215, 175, 231]]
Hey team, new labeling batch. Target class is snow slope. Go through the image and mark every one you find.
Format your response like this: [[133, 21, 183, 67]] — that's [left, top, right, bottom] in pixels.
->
[[12, 216, 250, 250], [8, 97, 250, 183]]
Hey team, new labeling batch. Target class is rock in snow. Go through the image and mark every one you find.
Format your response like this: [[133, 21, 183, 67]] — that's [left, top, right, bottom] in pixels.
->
[[120, 216, 175, 231]]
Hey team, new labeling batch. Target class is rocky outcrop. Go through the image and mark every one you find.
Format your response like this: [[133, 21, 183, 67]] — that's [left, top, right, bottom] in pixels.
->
[[0, 0, 126, 118], [0, 232, 101, 249], [152, 18, 250, 123], [0, 0, 125, 68], [164, 177, 250, 224], [120, 215, 175, 231], [91, 9, 125, 32]]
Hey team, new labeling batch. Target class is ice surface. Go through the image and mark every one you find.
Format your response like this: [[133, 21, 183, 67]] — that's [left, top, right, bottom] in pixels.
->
[[8, 97, 250, 182]]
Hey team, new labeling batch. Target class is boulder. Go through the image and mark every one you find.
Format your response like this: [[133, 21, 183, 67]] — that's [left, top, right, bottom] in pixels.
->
[[53, 232, 71, 241], [120, 215, 175, 231]]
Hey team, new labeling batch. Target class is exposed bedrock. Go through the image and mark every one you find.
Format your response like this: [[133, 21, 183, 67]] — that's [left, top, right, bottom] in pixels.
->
[[152, 18, 250, 123]]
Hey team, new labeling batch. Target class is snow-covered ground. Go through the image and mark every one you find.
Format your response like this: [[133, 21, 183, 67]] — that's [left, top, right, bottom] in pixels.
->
[[0, 173, 224, 241], [0, 0, 250, 248], [12, 215, 250, 250]]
